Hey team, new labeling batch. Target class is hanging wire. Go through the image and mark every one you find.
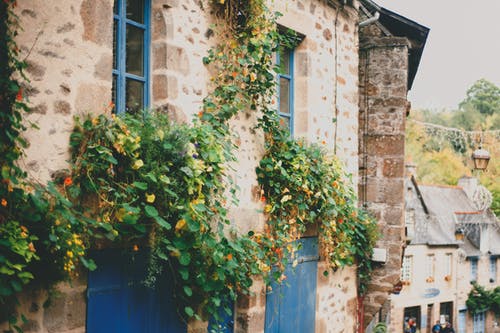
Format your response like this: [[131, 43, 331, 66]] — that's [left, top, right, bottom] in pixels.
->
[[409, 119, 500, 152]]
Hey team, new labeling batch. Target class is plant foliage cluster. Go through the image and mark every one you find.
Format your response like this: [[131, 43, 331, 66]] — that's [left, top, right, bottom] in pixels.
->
[[1, 0, 378, 328], [466, 282, 500, 316]]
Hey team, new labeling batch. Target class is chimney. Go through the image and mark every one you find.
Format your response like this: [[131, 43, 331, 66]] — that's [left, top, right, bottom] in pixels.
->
[[405, 163, 417, 178], [457, 176, 478, 201]]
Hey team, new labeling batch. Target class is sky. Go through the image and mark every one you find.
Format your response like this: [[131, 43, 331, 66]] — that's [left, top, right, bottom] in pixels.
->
[[373, 0, 500, 111]]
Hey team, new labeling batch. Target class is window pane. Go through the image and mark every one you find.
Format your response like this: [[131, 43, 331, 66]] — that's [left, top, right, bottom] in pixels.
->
[[279, 77, 290, 115], [279, 116, 290, 131], [127, 0, 144, 23], [113, 20, 118, 70], [280, 49, 290, 75], [126, 79, 144, 113], [112, 75, 117, 112], [126, 25, 144, 76]]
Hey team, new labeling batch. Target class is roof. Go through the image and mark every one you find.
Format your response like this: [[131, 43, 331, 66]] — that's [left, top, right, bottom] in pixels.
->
[[359, 0, 430, 89], [406, 176, 500, 255]]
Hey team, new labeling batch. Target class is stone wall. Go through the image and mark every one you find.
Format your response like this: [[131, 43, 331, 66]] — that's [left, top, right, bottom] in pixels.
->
[[358, 29, 410, 325], [3, 0, 364, 332]]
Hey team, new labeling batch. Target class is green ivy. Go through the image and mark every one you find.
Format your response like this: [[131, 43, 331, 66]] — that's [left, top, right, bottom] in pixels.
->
[[1, 0, 378, 330], [466, 282, 500, 316]]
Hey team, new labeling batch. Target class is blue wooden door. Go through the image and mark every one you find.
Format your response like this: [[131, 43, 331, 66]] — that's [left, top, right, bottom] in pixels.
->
[[86, 250, 186, 333], [264, 237, 319, 333]]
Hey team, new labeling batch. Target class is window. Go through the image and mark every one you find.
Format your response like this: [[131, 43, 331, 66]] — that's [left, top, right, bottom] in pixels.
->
[[470, 258, 478, 282], [277, 47, 294, 134], [490, 257, 497, 283], [401, 255, 412, 282], [113, 0, 150, 114], [472, 311, 485, 333], [444, 253, 452, 279], [426, 255, 435, 282]]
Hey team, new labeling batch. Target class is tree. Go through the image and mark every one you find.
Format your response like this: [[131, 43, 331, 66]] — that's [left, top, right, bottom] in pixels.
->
[[459, 79, 500, 116]]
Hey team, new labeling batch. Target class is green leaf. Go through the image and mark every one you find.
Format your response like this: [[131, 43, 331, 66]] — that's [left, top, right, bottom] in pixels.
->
[[133, 181, 148, 190], [186, 218, 200, 232], [179, 252, 191, 266], [183, 285, 192, 297], [17, 271, 34, 280], [179, 268, 189, 280], [10, 280, 22, 292], [0, 266, 15, 275], [81, 257, 97, 271], [184, 306, 194, 317], [153, 216, 171, 230], [144, 205, 159, 217], [180, 166, 193, 177]]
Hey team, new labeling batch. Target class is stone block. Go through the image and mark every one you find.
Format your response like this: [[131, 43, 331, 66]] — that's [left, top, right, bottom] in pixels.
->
[[66, 291, 86, 330], [383, 207, 404, 226], [152, 74, 178, 101], [80, 0, 112, 46], [294, 111, 309, 135], [295, 52, 310, 77], [26, 60, 46, 81], [380, 225, 404, 242], [237, 294, 256, 309], [43, 293, 67, 332], [365, 135, 404, 156], [54, 100, 71, 115], [152, 8, 173, 41], [382, 158, 404, 178], [323, 28, 332, 41], [75, 84, 110, 114], [21, 319, 40, 332], [94, 54, 112, 80], [153, 42, 167, 70], [166, 43, 189, 75]]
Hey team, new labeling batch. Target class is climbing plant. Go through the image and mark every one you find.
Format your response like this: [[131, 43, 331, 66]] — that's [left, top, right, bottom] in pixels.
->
[[1, 0, 378, 329], [466, 282, 500, 316]]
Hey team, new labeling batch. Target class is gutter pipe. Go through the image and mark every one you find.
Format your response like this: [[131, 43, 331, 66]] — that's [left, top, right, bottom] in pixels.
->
[[359, 11, 380, 27]]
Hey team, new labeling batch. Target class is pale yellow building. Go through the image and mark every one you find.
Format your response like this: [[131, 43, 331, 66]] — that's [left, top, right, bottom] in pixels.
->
[[386, 171, 499, 333]]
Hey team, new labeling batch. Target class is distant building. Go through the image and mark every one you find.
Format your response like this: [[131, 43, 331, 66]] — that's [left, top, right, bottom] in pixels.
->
[[386, 167, 500, 333]]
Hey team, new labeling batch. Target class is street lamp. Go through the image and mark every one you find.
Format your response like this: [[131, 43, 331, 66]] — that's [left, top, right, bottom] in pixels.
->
[[454, 227, 465, 242], [471, 146, 491, 171]]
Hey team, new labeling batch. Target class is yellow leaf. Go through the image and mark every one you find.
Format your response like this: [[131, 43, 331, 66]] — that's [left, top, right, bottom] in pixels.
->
[[175, 219, 187, 231], [146, 193, 156, 203], [132, 159, 144, 170]]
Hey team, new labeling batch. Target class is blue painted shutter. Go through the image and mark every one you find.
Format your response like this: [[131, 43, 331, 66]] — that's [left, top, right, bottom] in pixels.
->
[[86, 250, 186, 333], [265, 237, 319, 333]]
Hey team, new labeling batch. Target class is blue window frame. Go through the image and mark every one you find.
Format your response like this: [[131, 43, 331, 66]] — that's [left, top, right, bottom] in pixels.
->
[[277, 47, 294, 135], [470, 258, 478, 282], [113, 0, 150, 114]]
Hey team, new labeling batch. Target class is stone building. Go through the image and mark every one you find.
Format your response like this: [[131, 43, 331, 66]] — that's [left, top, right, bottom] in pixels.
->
[[357, 0, 429, 327], [385, 169, 500, 333], [1, 0, 426, 332]]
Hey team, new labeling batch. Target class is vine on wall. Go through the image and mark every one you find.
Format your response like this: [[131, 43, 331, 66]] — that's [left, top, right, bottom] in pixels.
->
[[1, 0, 378, 329], [466, 282, 500, 316]]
